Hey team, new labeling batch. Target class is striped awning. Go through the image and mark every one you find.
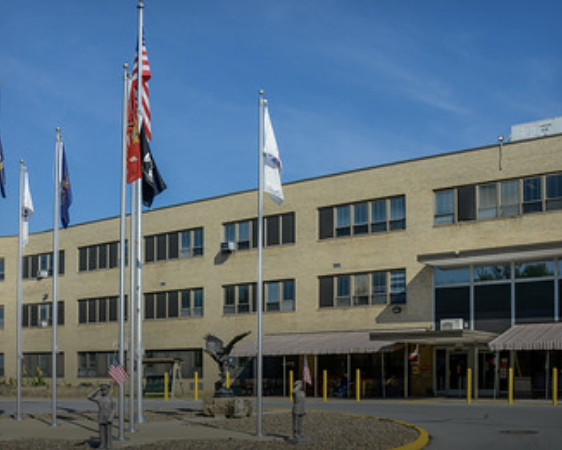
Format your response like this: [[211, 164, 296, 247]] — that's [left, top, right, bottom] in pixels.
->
[[488, 323, 562, 351], [231, 331, 394, 357]]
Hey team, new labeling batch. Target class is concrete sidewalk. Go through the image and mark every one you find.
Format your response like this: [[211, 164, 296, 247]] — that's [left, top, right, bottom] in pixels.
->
[[0, 414, 281, 448]]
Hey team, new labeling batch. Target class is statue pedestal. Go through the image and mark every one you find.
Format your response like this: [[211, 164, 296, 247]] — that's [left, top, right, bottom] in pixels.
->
[[202, 397, 253, 418]]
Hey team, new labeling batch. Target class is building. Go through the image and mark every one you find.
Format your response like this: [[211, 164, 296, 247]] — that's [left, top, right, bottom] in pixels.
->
[[1, 120, 562, 399]]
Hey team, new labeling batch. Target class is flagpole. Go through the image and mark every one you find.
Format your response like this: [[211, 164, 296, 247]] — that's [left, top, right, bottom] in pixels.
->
[[128, 180, 137, 432], [256, 90, 265, 437], [135, 0, 145, 424], [16, 160, 25, 421], [51, 128, 62, 427], [118, 63, 129, 440]]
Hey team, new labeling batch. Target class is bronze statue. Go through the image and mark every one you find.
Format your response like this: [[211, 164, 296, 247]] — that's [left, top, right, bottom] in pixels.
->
[[292, 380, 306, 441], [204, 331, 250, 397], [88, 384, 116, 449]]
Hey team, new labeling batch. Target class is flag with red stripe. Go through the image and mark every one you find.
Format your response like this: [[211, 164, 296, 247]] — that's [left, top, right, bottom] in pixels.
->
[[108, 358, 130, 386], [127, 35, 151, 183]]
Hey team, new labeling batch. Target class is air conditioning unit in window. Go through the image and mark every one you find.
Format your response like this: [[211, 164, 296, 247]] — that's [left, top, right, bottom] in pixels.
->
[[220, 241, 236, 253], [40, 320, 49, 328], [440, 318, 464, 330], [36, 270, 49, 279]]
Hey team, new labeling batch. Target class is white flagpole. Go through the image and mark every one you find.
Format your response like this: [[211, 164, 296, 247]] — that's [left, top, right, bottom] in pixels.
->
[[51, 128, 62, 427], [256, 90, 265, 436], [136, 0, 145, 424], [118, 63, 129, 440], [16, 161, 25, 421], [128, 180, 137, 432]]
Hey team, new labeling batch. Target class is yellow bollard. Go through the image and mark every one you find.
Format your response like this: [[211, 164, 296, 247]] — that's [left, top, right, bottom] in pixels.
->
[[289, 370, 294, 401], [194, 372, 199, 401], [164, 372, 169, 401], [553, 368, 558, 406], [323, 370, 327, 402], [356, 369, 361, 402], [467, 368, 472, 404], [508, 368, 513, 405], [226, 371, 230, 389]]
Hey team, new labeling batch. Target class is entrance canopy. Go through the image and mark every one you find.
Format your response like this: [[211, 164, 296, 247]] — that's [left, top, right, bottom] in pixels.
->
[[488, 323, 562, 351], [369, 328, 497, 346], [231, 331, 394, 357]]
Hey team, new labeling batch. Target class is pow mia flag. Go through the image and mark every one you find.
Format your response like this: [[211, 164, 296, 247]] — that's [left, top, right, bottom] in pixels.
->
[[140, 124, 166, 207]]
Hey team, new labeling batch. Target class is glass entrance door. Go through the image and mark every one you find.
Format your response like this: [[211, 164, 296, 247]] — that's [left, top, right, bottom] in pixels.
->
[[448, 352, 468, 397]]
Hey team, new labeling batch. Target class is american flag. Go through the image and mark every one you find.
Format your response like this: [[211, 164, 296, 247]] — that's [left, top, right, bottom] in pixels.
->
[[130, 36, 152, 141], [303, 356, 312, 386], [108, 358, 129, 386]]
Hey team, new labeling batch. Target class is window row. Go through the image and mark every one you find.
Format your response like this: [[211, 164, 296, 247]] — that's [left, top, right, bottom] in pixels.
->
[[79, 241, 125, 272], [78, 349, 203, 379], [224, 213, 295, 250], [145, 228, 203, 263], [434, 259, 562, 286], [319, 196, 406, 240], [22, 302, 64, 328], [0, 258, 4, 281], [223, 280, 296, 315], [78, 297, 128, 324], [435, 172, 562, 224], [145, 288, 204, 319], [319, 269, 406, 308], [22, 251, 65, 279]]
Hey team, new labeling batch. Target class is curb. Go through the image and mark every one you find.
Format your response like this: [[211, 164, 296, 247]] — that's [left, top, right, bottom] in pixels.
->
[[307, 410, 429, 450]]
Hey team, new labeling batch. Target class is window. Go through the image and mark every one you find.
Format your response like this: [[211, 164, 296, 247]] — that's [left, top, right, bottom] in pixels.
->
[[320, 195, 406, 240], [546, 173, 562, 211], [435, 173, 562, 224], [265, 280, 296, 312], [0, 354, 4, 377], [145, 289, 204, 320], [77, 297, 126, 324], [23, 251, 65, 279], [78, 242, 123, 272], [523, 177, 543, 213], [22, 302, 64, 327], [336, 206, 351, 237], [435, 190, 454, 224], [0, 305, 4, 328], [223, 280, 295, 315], [145, 228, 204, 263], [23, 352, 64, 378], [0, 258, 4, 281], [500, 180, 519, 216], [390, 270, 406, 304], [389, 197, 406, 230], [336, 275, 351, 307], [145, 349, 203, 379], [353, 274, 369, 305], [78, 351, 114, 378], [223, 213, 295, 250], [319, 269, 406, 308], [478, 184, 497, 219]]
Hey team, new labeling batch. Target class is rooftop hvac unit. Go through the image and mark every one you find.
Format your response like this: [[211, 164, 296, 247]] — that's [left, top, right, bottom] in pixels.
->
[[440, 318, 464, 330], [510, 116, 562, 142], [220, 241, 236, 253]]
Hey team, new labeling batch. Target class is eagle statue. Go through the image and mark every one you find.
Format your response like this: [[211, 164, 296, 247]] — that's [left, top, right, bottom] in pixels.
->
[[204, 331, 251, 396]]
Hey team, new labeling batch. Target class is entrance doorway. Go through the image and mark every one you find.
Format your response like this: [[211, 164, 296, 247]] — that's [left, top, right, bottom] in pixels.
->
[[435, 349, 469, 397]]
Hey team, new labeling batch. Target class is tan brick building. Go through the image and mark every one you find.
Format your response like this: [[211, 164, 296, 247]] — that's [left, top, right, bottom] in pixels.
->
[[1, 125, 562, 399]]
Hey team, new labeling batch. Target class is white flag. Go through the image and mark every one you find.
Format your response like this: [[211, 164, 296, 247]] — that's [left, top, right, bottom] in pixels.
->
[[263, 105, 284, 205], [21, 170, 34, 246]]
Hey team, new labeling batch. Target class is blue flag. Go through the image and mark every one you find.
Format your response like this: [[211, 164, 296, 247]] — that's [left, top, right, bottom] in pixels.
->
[[60, 145, 72, 228]]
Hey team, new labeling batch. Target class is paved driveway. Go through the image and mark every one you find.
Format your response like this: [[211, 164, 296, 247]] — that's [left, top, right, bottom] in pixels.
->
[[1, 397, 560, 449]]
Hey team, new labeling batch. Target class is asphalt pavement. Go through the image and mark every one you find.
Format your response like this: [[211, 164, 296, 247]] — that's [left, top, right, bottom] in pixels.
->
[[0, 397, 560, 449]]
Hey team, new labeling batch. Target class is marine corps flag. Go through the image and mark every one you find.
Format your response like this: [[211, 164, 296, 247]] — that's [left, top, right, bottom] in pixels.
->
[[140, 124, 166, 207]]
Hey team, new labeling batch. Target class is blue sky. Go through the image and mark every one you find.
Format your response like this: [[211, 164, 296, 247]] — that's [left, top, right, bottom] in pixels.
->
[[0, 0, 561, 237]]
